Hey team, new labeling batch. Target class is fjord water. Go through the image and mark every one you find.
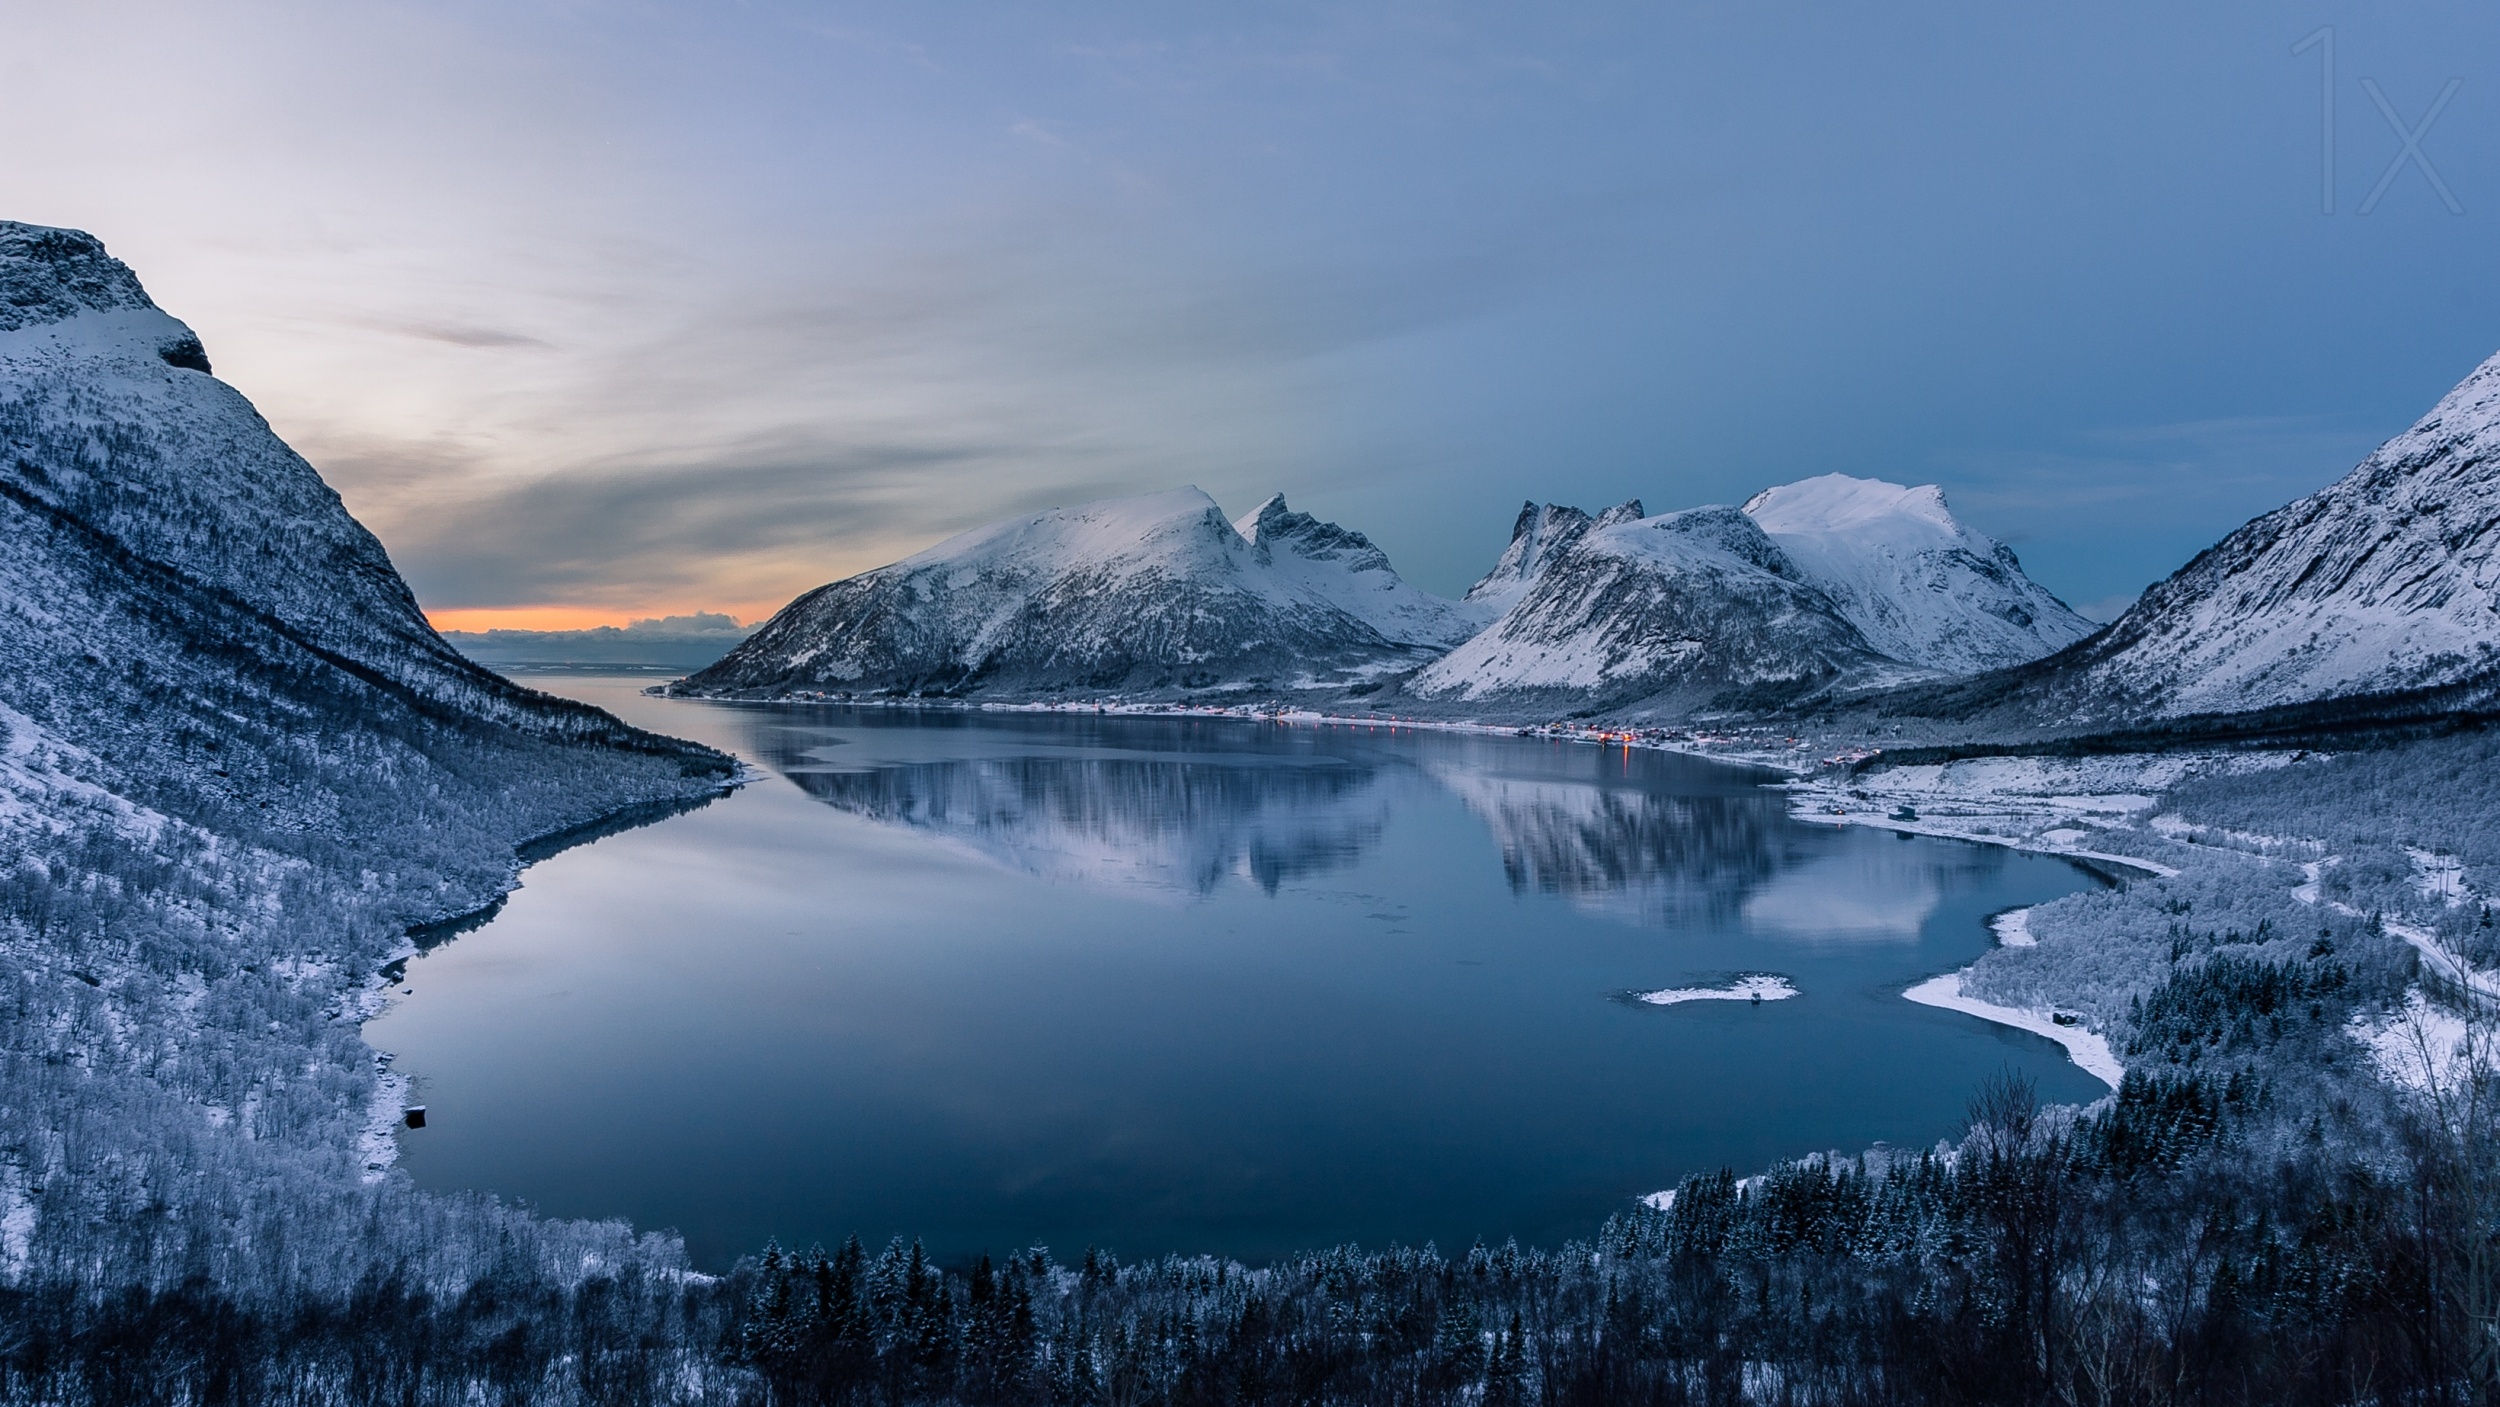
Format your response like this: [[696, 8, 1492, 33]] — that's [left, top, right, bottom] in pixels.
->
[[366, 678, 2106, 1268]]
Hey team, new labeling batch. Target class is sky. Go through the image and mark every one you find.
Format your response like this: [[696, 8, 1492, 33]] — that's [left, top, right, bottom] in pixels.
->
[[6, 1, 2497, 629]]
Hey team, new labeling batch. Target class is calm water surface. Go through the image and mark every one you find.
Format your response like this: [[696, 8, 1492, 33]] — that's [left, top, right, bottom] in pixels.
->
[[366, 677, 2107, 1268]]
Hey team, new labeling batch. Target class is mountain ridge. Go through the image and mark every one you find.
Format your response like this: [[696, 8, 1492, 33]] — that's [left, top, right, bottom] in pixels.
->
[[1853, 347, 2500, 741]]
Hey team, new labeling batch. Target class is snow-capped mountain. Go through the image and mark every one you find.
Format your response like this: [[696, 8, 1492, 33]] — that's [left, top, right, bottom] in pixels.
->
[[685, 488, 1471, 698], [1952, 351, 2500, 724], [1409, 478, 2084, 714], [1742, 474, 2094, 675], [1409, 505, 1890, 713]]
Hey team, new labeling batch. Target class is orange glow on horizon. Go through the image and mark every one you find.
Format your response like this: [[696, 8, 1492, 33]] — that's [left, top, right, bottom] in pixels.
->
[[423, 605, 772, 634]]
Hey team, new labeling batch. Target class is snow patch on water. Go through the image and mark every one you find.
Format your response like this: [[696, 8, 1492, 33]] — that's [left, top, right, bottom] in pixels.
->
[[1634, 974, 1798, 1006]]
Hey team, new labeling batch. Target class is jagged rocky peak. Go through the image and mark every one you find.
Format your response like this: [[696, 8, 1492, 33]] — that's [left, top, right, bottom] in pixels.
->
[[1741, 473, 2094, 675], [1465, 502, 1593, 609], [1464, 498, 1642, 612], [0, 221, 212, 370], [2001, 348, 2500, 720], [1230, 491, 1387, 563], [0, 222, 159, 330], [1233, 492, 1490, 647]]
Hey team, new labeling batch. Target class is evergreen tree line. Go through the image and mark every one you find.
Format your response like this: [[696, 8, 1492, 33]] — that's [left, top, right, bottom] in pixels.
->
[[718, 1033, 2496, 1406]]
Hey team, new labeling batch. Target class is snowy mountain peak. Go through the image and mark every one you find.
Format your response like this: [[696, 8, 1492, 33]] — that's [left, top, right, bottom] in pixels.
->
[[891, 486, 1234, 582], [1742, 474, 1957, 538], [1418, 477, 2093, 714], [1413, 503, 1882, 711], [1740, 474, 2094, 676], [0, 222, 213, 373], [0, 222, 158, 332], [690, 487, 1480, 698]]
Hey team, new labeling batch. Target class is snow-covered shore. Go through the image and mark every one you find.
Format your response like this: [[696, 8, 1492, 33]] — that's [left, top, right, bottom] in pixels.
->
[[1902, 970, 2123, 1089]]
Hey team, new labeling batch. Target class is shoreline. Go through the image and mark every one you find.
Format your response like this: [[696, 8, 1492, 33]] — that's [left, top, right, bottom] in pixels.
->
[[351, 773, 750, 1180], [1902, 969, 2124, 1089]]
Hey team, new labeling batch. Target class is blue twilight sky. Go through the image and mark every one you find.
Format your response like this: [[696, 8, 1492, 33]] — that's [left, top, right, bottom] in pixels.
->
[[4, 1, 2495, 625]]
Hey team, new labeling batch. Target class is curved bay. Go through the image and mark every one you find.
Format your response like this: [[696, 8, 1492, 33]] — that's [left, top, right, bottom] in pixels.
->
[[367, 680, 2107, 1268]]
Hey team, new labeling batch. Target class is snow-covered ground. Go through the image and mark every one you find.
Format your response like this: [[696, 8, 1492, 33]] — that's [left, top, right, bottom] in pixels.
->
[[2349, 992, 2486, 1094], [1780, 751, 2307, 878]]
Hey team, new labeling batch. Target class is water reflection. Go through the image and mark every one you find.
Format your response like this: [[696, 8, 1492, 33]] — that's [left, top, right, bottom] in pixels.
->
[[776, 750, 1385, 895], [1423, 761, 1784, 928], [729, 709, 1998, 935]]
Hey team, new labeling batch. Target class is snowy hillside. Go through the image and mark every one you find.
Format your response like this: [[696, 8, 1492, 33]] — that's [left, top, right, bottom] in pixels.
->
[[1743, 475, 2094, 675], [0, 222, 732, 1335], [1409, 505, 1889, 712], [0, 222, 679, 747], [685, 488, 1470, 698], [1938, 350, 2500, 726]]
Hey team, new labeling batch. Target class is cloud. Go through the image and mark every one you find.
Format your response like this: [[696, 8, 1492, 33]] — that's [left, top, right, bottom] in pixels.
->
[[281, 209, 1536, 614], [395, 323, 555, 350]]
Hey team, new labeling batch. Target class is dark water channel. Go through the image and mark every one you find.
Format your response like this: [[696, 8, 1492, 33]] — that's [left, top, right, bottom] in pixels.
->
[[364, 678, 2106, 1268]]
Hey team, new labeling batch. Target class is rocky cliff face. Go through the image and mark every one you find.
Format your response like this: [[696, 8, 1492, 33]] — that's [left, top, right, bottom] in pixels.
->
[[684, 488, 1470, 699]]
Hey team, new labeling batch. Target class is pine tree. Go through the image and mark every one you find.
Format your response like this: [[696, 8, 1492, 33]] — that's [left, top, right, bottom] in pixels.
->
[[1484, 1310, 1527, 1407]]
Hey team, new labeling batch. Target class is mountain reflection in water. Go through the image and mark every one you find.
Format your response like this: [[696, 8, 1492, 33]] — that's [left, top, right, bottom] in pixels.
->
[[742, 710, 1984, 934]]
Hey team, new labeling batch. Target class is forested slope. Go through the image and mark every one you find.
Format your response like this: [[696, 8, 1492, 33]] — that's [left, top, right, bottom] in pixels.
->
[[0, 222, 748, 1401]]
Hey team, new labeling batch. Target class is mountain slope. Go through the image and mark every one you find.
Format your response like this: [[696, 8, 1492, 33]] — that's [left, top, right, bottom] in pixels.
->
[[0, 222, 733, 1327], [1897, 350, 2500, 731], [1742, 474, 2094, 675], [685, 488, 1464, 698]]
